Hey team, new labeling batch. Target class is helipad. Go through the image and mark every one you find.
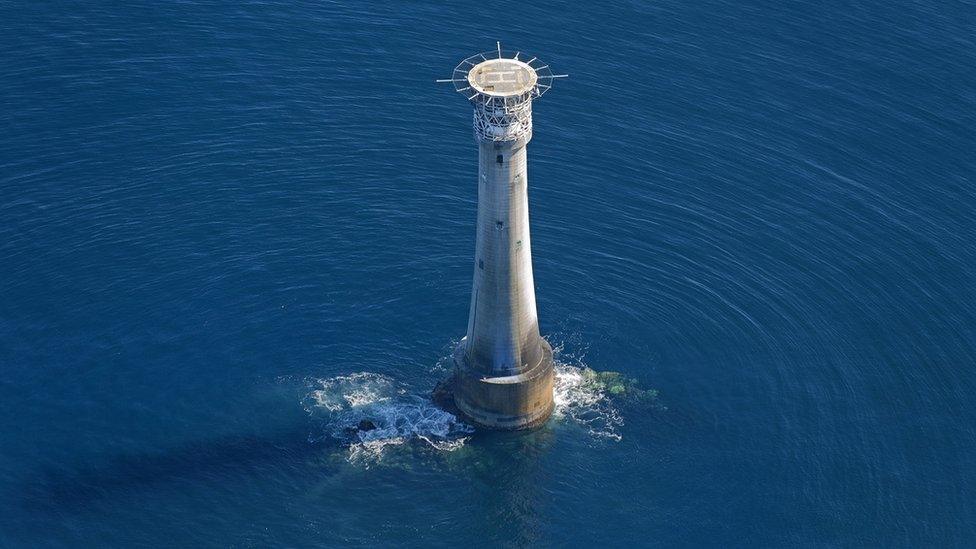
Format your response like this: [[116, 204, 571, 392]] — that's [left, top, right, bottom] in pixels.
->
[[466, 58, 538, 97]]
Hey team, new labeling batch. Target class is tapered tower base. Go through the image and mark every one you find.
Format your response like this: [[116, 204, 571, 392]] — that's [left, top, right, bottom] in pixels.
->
[[446, 338, 555, 430]]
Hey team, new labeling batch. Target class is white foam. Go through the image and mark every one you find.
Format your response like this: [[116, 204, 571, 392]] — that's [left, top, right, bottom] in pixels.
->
[[308, 372, 393, 412], [551, 343, 625, 441], [347, 437, 406, 465], [305, 372, 473, 466], [303, 340, 629, 466]]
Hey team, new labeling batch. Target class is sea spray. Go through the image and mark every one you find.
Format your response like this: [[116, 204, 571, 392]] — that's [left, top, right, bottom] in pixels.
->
[[303, 354, 657, 464], [304, 373, 473, 466], [552, 363, 626, 441]]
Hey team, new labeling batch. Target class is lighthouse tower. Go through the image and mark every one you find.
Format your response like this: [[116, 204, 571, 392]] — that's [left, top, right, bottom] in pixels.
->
[[438, 44, 566, 429]]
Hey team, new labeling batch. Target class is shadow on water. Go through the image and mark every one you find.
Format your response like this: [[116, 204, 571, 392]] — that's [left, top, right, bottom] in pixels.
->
[[19, 424, 341, 512], [19, 365, 657, 517], [462, 427, 558, 546]]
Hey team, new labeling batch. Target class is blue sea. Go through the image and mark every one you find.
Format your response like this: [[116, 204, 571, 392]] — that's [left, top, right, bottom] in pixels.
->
[[2, 1, 975, 546]]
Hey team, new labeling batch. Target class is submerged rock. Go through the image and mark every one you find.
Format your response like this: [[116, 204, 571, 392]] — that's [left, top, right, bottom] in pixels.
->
[[581, 367, 662, 406], [430, 375, 461, 417], [343, 418, 379, 436]]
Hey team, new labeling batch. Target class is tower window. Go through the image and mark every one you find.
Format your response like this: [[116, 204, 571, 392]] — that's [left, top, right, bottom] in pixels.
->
[[496, 154, 503, 164]]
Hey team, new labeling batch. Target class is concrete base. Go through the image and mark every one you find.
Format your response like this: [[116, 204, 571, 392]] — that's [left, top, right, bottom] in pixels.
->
[[438, 338, 555, 430]]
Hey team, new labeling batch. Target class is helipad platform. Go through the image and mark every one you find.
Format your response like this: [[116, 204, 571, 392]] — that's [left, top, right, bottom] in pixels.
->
[[466, 59, 538, 97]]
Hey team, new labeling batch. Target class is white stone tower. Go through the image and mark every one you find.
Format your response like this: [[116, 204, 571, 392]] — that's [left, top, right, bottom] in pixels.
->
[[438, 44, 566, 429]]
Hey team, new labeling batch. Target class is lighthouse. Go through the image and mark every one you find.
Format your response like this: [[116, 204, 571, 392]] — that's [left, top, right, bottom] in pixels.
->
[[438, 44, 566, 429]]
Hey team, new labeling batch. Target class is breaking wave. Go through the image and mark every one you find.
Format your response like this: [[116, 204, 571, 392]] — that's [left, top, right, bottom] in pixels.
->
[[551, 344, 626, 441], [302, 344, 641, 465], [304, 373, 473, 466], [307, 372, 396, 412]]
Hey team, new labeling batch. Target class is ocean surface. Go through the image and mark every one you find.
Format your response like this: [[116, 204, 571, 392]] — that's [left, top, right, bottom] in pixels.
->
[[2, 1, 975, 546]]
